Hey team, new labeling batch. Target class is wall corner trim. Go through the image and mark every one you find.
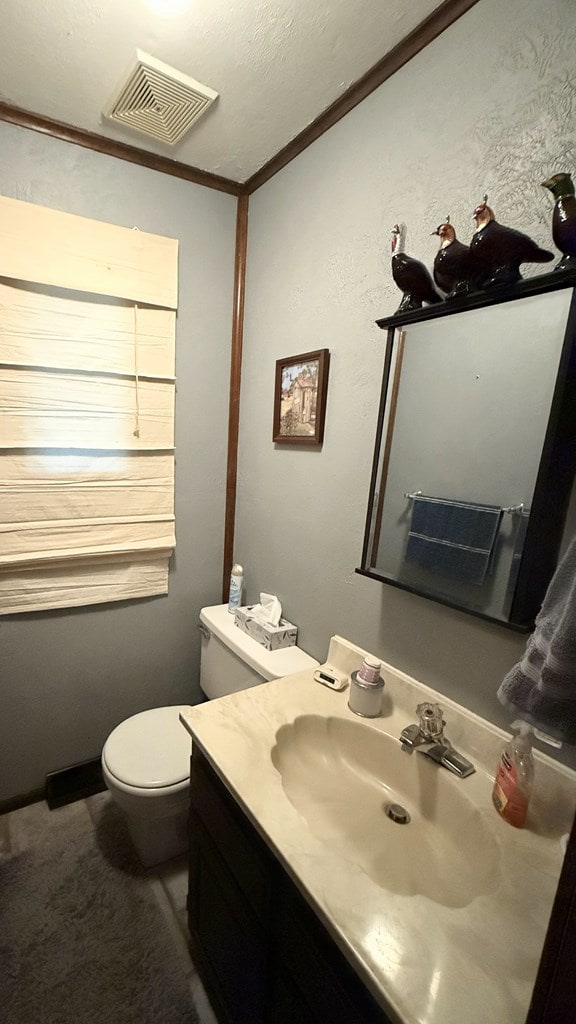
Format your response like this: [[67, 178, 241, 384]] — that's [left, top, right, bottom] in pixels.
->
[[222, 194, 250, 601]]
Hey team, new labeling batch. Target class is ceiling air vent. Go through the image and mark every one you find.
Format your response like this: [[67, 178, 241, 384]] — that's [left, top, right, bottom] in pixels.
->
[[104, 51, 218, 146]]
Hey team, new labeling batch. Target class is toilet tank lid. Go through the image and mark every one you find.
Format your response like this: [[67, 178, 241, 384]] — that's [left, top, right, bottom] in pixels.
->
[[103, 706, 191, 789], [200, 604, 319, 681]]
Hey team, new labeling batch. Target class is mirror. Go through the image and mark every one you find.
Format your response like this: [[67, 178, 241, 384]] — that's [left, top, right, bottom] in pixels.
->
[[358, 276, 576, 630]]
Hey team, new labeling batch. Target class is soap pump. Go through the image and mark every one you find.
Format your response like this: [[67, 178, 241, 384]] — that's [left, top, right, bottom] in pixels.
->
[[492, 720, 534, 828]]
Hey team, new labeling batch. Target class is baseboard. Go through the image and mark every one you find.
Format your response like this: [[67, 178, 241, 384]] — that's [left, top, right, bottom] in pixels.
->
[[45, 757, 106, 809], [0, 787, 45, 816]]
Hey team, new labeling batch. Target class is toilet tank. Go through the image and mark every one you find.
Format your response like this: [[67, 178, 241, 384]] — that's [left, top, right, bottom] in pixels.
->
[[199, 604, 319, 700]]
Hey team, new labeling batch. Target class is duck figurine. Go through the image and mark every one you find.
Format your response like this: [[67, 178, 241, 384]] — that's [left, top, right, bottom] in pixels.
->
[[469, 194, 554, 288], [541, 172, 576, 271], [391, 224, 442, 313], [432, 215, 476, 298]]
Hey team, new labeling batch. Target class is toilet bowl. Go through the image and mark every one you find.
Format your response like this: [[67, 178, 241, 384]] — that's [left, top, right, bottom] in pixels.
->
[[102, 603, 318, 866], [102, 705, 191, 867]]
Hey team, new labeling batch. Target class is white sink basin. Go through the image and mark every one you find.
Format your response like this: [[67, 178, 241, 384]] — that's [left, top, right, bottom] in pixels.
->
[[271, 714, 501, 908]]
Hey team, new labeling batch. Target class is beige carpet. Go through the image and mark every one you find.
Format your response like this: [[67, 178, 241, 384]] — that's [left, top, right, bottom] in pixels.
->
[[0, 796, 199, 1024]]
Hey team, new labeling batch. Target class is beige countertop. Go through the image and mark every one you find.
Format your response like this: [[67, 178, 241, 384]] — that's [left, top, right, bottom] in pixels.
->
[[180, 634, 575, 1024]]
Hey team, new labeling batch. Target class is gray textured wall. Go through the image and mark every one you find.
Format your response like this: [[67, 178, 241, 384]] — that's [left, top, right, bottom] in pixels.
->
[[3, 0, 576, 802], [236, 0, 576, 759], [0, 122, 237, 801]]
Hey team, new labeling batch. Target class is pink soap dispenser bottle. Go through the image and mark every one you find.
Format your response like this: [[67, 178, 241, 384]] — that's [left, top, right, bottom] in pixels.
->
[[492, 720, 534, 828]]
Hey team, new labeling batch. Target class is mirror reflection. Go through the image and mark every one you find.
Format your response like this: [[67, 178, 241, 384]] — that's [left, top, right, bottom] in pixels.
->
[[361, 284, 576, 628]]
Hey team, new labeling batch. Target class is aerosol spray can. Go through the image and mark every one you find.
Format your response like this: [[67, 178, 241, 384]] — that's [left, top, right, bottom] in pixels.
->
[[228, 563, 244, 613]]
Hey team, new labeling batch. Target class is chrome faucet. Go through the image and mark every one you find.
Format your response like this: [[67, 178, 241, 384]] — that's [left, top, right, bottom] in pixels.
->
[[400, 702, 475, 778]]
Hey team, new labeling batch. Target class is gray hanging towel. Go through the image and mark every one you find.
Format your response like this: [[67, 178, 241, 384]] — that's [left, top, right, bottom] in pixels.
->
[[497, 533, 576, 744], [405, 494, 503, 586]]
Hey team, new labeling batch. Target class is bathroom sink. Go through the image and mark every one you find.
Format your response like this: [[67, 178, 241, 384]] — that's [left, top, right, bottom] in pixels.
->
[[271, 715, 501, 908]]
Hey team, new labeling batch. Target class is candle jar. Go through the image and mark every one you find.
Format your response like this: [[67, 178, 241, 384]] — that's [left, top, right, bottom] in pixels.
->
[[348, 656, 384, 718]]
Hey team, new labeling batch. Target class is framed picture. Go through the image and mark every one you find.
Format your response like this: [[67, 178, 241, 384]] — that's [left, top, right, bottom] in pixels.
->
[[273, 349, 330, 446]]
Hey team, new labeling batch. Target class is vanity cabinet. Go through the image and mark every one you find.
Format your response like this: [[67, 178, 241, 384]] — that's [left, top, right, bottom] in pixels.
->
[[187, 746, 390, 1024]]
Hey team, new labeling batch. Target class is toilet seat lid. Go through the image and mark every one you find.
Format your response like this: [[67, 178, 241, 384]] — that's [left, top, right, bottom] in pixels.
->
[[103, 706, 191, 789]]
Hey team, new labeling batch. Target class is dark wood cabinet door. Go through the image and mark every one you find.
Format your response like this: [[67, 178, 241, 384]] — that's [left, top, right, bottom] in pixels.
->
[[272, 873, 391, 1024], [190, 748, 273, 926], [188, 808, 269, 1024], [188, 749, 391, 1024], [267, 970, 317, 1024]]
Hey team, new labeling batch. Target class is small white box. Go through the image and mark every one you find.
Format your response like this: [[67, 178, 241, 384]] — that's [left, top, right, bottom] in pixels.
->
[[234, 606, 298, 651]]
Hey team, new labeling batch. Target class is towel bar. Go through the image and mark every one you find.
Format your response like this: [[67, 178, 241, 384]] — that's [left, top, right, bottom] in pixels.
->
[[403, 492, 525, 516]]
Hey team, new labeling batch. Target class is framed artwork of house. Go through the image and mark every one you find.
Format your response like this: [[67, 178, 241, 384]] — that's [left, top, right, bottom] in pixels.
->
[[273, 349, 330, 446]]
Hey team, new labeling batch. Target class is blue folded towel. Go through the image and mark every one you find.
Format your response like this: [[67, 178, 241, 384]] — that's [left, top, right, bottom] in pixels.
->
[[405, 495, 503, 586], [498, 533, 576, 744]]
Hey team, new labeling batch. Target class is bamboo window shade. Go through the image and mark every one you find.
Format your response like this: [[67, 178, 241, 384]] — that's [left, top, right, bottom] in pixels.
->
[[0, 195, 178, 614]]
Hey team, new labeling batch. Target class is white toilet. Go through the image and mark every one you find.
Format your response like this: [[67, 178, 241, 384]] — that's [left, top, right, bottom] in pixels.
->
[[101, 603, 318, 866]]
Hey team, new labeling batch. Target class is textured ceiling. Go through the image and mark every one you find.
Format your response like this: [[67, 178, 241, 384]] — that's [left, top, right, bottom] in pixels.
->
[[0, 0, 442, 183]]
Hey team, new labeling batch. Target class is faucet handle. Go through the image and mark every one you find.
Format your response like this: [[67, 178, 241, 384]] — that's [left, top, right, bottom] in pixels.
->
[[416, 702, 445, 740]]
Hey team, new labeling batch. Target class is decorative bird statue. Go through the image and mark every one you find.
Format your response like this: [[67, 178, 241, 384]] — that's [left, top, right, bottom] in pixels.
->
[[541, 172, 576, 271], [390, 224, 442, 313], [469, 194, 554, 288], [432, 215, 476, 298]]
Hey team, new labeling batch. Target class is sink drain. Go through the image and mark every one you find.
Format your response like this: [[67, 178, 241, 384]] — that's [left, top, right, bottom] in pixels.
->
[[384, 802, 410, 825]]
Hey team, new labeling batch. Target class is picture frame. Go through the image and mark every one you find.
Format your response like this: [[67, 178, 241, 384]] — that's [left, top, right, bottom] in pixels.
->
[[273, 348, 330, 446]]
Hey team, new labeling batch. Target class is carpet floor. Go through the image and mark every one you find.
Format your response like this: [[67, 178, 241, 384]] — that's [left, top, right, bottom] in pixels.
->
[[0, 796, 201, 1024]]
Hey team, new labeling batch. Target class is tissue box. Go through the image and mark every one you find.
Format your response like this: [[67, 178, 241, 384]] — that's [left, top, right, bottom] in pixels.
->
[[234, 606, 298, 651]]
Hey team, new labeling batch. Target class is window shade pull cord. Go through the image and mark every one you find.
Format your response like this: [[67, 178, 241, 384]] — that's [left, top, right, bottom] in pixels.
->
[[133, 303, 140, 438]]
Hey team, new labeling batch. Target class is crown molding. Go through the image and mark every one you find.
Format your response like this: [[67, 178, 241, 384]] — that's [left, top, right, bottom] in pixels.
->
[[0, 101, 242, 196], [1, 1, 480, 197], [244, 0, 481, 193]]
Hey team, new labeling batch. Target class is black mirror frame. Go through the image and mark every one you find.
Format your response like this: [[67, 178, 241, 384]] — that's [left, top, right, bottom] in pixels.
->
[[357, 270, 576, 632]]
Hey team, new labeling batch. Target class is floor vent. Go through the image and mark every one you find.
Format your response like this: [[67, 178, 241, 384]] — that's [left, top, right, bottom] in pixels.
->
[[45, 757, 106, 809], [104, 50, 218, 146]]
